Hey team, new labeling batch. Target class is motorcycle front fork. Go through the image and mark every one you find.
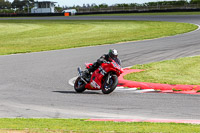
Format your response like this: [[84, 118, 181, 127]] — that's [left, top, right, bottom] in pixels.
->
[[77, 67, 88, 84], [106, 73, 111, 84]]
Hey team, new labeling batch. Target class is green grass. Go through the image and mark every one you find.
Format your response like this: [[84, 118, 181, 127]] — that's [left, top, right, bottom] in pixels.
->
[[0, 20, 197, 55], [78, 11, 200, 16], [0, 118, 199, 132], [124, 56, 200, 85]]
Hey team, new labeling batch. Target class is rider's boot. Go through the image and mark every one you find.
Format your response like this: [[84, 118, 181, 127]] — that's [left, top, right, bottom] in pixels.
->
[[82, 69, 90, 79], [82, 65, 97, 81]]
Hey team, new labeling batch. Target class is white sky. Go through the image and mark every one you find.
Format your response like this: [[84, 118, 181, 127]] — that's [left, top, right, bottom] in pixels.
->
[[8, 0, 187, 7]]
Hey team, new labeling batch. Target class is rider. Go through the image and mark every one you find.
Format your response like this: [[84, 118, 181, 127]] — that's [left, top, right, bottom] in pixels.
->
[[83, 49, 121, 78]]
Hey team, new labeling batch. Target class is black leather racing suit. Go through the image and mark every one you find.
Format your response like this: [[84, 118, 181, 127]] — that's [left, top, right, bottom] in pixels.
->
[[87, 54, 121, 73]]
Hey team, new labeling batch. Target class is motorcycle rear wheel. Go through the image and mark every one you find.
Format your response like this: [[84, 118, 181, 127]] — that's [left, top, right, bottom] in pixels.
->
[[74, 77, 86, 93], [102, 74, 118, 94]]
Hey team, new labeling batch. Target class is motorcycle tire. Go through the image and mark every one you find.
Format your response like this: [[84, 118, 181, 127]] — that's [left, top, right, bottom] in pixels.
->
[[102, 74, 118, 94], [74, 77, 86, 93]]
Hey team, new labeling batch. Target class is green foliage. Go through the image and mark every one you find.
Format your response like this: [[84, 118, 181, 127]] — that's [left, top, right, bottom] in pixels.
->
[[190, 0, 200, 4], [0, 9, 14, 13], [115, 3, 130, 7], [11, 0, 21, 9], [55, 7, 63, 13], [83, 12, 200, 16], [11, 0, 34, 11], [0, 0, 11, 9], [98, 3, 108, 8], [146, 0, 188, 6]]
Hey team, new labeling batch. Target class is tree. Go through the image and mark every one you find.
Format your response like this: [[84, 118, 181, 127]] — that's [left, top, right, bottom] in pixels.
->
[[82, 4, 86, 8], [5, 0, 11, 8], [55, 6, 62, 13], [12, 0, 23, 9], [129, 3, 138, 7], [98, 3, 108, 8], [115, 3, 129, 7], [0, 0, 11, 9], [11, 0, 34, 11], [190, 0, 200, 4], [86, 4, 90, 8], [0, 0, 5, 9], [91, 3, 98, 8]]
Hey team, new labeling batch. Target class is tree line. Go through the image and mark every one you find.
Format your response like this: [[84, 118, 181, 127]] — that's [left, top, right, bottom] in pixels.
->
[[67, 0, 200, 9], [0, 0, 34, 10]]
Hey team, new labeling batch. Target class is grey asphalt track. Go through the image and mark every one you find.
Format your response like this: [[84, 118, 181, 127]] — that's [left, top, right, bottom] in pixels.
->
[[0, 15, 200, 119]]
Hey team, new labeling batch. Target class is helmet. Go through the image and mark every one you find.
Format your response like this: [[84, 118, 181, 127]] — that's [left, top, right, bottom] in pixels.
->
[[108, 49, 118, 59]]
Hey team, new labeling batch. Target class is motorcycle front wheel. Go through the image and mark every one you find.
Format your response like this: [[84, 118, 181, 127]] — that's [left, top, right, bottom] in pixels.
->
[[74, 77, 86, 93], [102, 74, 118, 94]]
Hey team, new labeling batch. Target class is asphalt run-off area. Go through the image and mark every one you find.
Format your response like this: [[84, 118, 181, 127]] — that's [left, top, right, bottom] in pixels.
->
[[0, 15, 200, 123]]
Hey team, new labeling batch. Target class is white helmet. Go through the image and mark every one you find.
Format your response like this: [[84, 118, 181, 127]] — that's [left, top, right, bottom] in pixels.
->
[[108, 49, 118, 59]]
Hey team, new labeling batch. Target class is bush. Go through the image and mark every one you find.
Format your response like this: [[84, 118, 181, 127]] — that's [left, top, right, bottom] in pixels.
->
[[0, 9, 14, 13]]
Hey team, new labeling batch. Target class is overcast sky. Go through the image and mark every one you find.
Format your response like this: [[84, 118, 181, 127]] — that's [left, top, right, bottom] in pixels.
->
[[8, 0, 187, 7]]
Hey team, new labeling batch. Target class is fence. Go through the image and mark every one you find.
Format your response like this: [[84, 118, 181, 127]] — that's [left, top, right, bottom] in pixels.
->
[[74, 4, 200, 13]]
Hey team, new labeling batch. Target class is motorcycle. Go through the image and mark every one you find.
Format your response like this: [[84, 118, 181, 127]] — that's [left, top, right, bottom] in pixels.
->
[[74, 59, 123, 94]]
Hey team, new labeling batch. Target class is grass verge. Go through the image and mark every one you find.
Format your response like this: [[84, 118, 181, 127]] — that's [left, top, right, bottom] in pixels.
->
[[0, 20, 197, 55], [0, 118, 200, 132], [124, 56, 200, 85]]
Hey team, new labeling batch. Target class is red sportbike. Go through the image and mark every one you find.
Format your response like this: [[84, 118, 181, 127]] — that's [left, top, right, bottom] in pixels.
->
[[74, 59, 123, 94]]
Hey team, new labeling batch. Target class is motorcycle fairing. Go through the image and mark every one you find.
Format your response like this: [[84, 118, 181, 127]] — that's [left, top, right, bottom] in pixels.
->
[[85, 63, 93, 69], [85, 67, 104, 90]]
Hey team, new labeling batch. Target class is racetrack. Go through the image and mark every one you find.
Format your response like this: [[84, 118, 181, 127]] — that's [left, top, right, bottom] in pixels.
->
[[0, 15, 200, 120]]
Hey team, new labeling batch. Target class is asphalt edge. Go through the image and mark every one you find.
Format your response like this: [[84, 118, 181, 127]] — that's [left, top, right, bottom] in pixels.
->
[[87, 119, 200, 124]]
